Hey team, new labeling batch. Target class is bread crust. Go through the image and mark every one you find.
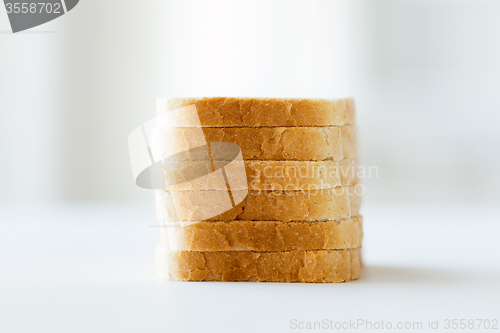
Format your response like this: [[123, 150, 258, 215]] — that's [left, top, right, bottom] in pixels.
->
[[246, 160, 359, 189], [156, 247, 361, 282], [159, 97, 355, 127], [151, 126, 355, 161], [341, 125, 357, 160], [155, 186, 361, 222], [202, 126, 348, 161], [160, 216, 363, 251], [162, 160, 358, 191]]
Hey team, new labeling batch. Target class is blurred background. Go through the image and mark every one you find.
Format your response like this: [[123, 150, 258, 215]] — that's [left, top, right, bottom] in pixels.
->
[[1, 0, 500, 205]]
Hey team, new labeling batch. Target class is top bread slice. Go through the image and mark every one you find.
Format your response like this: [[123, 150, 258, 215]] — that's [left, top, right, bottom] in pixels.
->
[[157, 97, 355, 127]]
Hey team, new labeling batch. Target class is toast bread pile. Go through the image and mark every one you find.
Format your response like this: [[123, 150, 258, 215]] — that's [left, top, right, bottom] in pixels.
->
[[153, 97, 363, 283]]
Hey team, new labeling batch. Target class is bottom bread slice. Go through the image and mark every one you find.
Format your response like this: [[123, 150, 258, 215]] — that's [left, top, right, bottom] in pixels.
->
[[156, 246, 361, 283]]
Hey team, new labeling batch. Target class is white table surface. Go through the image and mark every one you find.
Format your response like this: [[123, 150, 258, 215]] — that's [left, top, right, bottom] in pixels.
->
[[1, 201, 499, 333]]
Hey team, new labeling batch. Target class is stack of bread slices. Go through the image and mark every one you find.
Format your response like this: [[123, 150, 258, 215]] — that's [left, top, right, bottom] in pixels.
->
[[153, 97, 362, 283]]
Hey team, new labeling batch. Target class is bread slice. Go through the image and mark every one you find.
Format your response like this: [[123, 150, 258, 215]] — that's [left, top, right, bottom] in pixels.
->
[[151, 126, 355, 162], [345, 98, 356, 125], [158, 97, 355, 127], [245, 160, 359, 190], [341, 125, 357, 160], [162, 160, 358, 191], [155, 186, 361, 222], [156, 247, 361, 282], [159, 216, 363, 251], [338, 158, 359, 186]]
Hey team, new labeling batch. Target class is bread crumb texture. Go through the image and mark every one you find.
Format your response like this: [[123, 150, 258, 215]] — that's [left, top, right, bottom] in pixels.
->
[[161, 97, 355, 127], [160, 216, 363, 251], [156, 247, 361, 283], [155, 186, 361, 222]]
